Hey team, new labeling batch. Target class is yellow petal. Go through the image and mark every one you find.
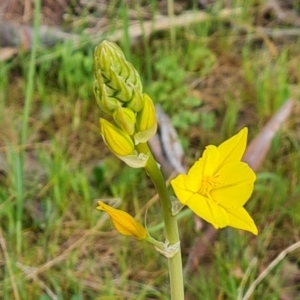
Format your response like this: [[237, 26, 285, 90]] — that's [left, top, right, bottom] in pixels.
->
[[97, 201, 147, 240], [211, 162, 256, 208], [215, 127, 248, 172], [186, 146, 219, 191], [186, 194, 229, 229], [225, 207, 258, 235], [171, 174, 195, 205]]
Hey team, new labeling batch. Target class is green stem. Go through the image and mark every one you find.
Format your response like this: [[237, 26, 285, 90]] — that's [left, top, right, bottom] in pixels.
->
[[167, 0, 176, 48], [136, 142, 184, 300], [16, 0, 40, 254]]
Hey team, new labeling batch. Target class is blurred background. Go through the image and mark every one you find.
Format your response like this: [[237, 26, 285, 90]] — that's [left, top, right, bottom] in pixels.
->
[[0, 0, 300, 299]]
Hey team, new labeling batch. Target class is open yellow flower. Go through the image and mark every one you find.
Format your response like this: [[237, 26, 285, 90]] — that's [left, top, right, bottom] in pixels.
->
[[171, 128, 258, 235], [97, 201, 147, 240]]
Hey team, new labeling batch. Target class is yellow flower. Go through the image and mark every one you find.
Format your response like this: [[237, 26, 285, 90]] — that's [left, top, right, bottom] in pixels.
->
[[97, 201, 147, 240], [171, 128, 258, 235]]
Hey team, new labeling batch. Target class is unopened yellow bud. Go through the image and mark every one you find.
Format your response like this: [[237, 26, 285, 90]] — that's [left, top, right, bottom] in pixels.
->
[[113, 106, 136, 135], [100, 118, 134, 156], [97, 201, 147, 240], [134, 94, 157, 144]]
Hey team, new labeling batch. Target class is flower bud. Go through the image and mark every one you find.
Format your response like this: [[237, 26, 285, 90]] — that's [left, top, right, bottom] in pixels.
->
[[94, 41, 142, 91], [100, 118, 134, 156], [108, 67, 133, 102], [134, 94, 157, 144], [94, 40, 146, 121], [97, 201, 147, 240], [94, 82, 119, 114], [113, 106, 136, 135], [126, 84, 144, 112]]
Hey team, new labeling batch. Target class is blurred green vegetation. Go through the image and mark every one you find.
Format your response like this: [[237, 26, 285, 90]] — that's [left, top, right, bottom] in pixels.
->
[[0, 0, 300, 299]]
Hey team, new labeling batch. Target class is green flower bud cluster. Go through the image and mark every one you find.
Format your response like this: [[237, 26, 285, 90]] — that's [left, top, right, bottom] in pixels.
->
[[93, 40, 157, 168]]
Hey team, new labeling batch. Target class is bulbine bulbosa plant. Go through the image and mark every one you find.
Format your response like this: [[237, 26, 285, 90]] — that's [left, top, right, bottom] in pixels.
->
[[93, 40, 257, 299]]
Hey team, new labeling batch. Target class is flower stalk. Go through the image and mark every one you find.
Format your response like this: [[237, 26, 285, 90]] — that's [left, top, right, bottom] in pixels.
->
[[94, 40, 184, 299], [136, 142, 184, 299], [93, 40, 257, 300]]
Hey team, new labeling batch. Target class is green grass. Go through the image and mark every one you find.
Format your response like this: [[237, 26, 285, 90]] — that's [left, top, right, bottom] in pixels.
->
[[1, 0, 300, 299]]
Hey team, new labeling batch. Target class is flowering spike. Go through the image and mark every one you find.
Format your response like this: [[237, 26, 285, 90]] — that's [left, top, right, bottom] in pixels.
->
[[97, 201, 147, 240], [99, 118, 134, 156], [94, 40, 155, 168]]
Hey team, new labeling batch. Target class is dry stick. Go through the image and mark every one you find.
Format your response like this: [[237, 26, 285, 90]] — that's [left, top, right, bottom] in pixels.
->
[[155, 105, 185, 175], [241, 241, 300, 300], [256, 27, 300, 38], [110, 8, 242, 44], [0, 228, 20, 300], [232, 22, 278, 57], [0, 8, 242, 51], [3, 7, 300, 58], [245, 99, 295, 171]]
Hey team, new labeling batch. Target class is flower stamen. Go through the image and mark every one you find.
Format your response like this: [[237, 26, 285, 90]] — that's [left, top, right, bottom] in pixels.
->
[[198, 176, 220, 197]]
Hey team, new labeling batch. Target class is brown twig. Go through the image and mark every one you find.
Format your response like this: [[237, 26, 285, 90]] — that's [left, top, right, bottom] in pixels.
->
[[149, 105, 186, 176], [243, 99, 295, 170], [109, 8, 242, 44], [0, 8, 242, 61]]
